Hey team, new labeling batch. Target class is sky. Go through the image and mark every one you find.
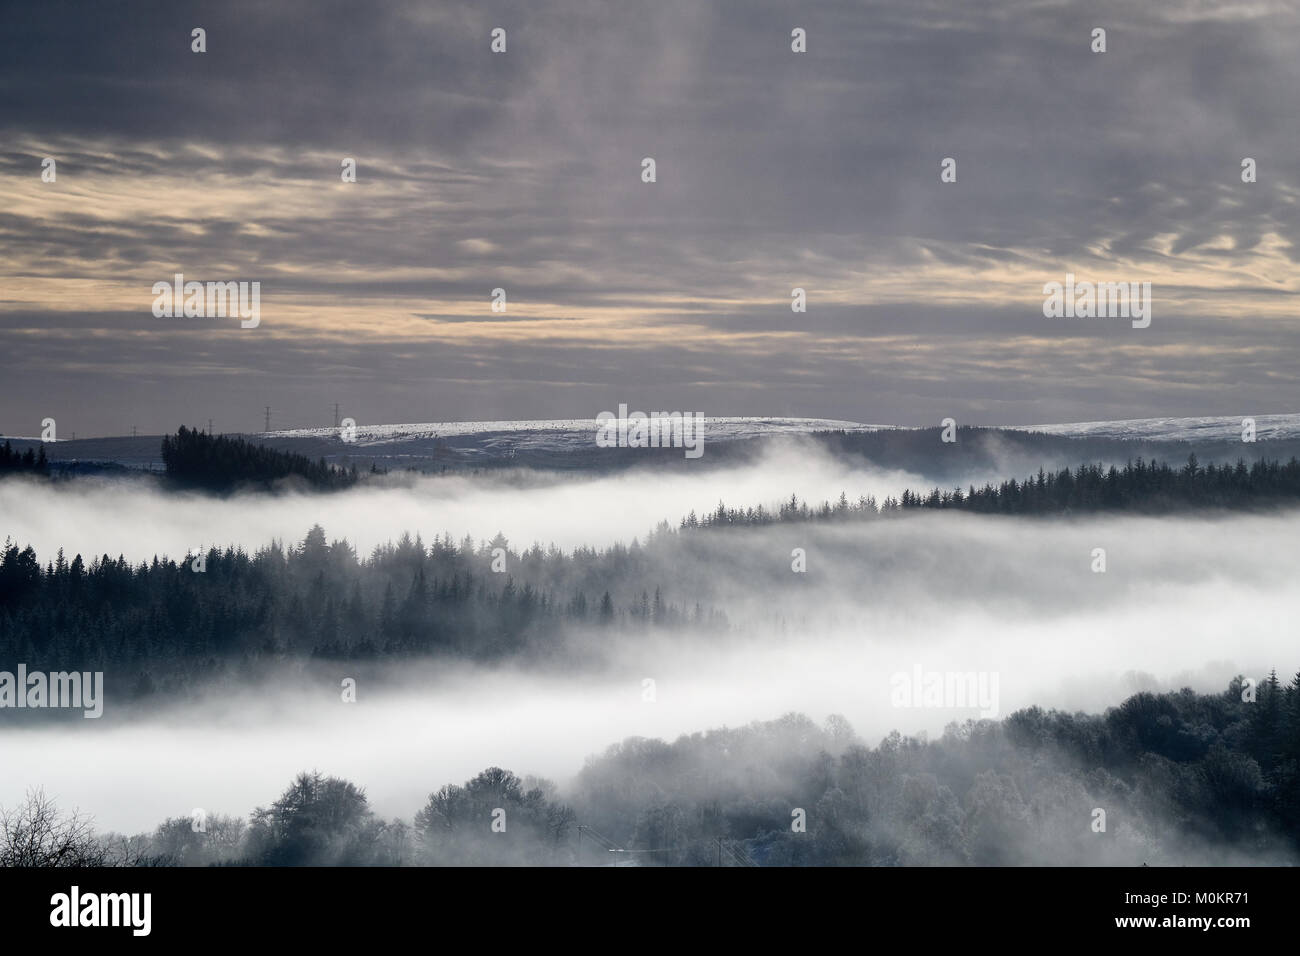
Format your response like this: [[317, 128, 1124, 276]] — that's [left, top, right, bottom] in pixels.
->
[[1, 0, 1298, 437]]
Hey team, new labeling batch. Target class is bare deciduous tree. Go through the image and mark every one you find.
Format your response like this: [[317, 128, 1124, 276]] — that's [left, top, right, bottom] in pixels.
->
[[0, 788, 107, 867]]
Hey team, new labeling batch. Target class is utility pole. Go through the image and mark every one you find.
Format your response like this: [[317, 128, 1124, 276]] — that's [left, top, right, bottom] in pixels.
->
[[131, 425, 137, 438], [208, 418, 214, 435], [264, 406, 271, 432], [333, 402, 340, 428]]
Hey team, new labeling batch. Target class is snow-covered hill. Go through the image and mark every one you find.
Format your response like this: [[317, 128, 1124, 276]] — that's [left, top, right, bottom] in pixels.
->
[[259, 412, 1300, 450], [263, 416, 887, 450], [1005, 413, 1300, 443], [8, 413, 1298, 473]]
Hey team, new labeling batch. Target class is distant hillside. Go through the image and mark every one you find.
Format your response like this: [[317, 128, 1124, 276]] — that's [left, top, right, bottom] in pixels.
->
[[5, 414, 1300, 483]]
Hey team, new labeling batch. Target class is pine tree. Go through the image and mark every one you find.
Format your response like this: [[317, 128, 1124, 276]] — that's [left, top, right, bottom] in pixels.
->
[[1250, 670, 1283, 770]]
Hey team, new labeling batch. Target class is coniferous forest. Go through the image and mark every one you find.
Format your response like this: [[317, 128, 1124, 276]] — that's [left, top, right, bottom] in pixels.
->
[[0, 523, 731, 690], [4, 454, 1300, 692], [160, 427, 360, 492], [0, 441, 48, 476]]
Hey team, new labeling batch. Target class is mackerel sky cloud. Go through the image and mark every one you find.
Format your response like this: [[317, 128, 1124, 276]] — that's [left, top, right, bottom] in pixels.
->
[[2, 0, 1298, 435]]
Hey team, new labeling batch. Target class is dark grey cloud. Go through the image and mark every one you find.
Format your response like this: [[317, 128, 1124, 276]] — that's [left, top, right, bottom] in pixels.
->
[[1, 297, 1293, 440], [1, 0, 1298, 434]]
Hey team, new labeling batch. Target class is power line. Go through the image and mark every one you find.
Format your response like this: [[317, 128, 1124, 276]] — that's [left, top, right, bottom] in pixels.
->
[[718, 839, 757, 867]]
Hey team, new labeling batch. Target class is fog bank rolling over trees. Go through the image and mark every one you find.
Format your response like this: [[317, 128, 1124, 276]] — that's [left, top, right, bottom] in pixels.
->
[[5, 675, 1298, 866], [3, 442, 1299, 857], [5, 454, 1300, 689]]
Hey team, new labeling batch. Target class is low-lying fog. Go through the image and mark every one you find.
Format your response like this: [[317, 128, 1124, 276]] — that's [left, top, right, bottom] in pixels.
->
[[2, 446, 1297, 834], [1, 440, 927, 562]]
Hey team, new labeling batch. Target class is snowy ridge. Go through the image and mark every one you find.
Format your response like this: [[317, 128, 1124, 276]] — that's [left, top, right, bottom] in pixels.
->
[[261, 413, 1300, 448], [1006, 413, 1300, 443], [263, 417, 887, 448]]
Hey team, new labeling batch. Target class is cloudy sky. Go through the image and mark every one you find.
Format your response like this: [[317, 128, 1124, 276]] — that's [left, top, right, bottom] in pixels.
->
[[2, 0, 1298, 437]]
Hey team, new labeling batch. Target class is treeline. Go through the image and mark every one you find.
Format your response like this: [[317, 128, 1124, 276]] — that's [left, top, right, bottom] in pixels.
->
[[0, 441, 48, 475], [0, 525, 728, 689], [686, 455, 1300, 529], [5, 676, 1297, 866], [5, 454, 1300, 686], [161, 427, 361, 491], [912, 455, 1300, 514], [575, 673, 1300, 866]]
